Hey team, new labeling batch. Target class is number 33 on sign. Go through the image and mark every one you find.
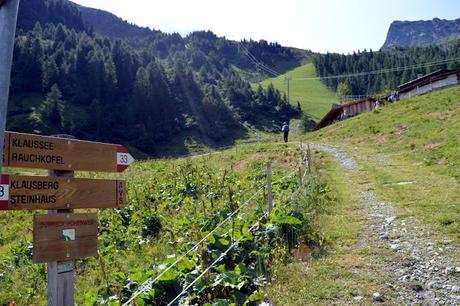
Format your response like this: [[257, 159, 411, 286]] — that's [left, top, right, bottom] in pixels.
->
[[116, 146, 135, 172]]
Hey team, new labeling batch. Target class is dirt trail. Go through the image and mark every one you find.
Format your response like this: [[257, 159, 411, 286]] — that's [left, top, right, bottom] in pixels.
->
[[313, 144, 460, 305]]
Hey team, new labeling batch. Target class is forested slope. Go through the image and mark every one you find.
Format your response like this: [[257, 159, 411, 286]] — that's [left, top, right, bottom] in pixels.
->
[[314, 40, 460, 95], [9, 0, 308, 156]]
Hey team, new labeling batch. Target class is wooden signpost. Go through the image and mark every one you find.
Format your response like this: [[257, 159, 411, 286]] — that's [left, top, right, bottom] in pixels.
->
[[3, 131, 134, 172], [0, 131, 135, 305], [0, 174, 126, 210], [33, 213, 98, 263]]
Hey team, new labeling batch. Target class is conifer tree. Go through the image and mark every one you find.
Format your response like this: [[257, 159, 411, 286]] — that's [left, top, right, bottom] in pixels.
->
[[42, 84, 65, 128]]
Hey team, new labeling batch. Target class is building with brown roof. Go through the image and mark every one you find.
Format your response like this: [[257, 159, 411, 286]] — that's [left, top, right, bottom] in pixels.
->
[[398, 69, 460, 99], [314, 97, 376, 130]]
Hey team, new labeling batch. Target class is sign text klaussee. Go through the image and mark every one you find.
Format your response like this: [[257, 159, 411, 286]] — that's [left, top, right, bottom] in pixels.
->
[[2, 131, 134, 172]]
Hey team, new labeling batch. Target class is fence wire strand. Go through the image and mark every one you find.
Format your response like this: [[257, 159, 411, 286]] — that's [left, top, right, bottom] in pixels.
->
[[166, 215, 267, 306], [124, 145, 310, 305]]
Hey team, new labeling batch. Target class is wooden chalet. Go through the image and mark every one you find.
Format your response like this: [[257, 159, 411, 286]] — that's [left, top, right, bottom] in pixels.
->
[[398, 69, 460, 99], [314, 97, 376, 130]]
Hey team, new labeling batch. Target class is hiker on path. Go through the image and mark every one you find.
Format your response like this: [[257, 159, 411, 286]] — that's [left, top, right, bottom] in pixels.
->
[[281, 122, 289, 143]]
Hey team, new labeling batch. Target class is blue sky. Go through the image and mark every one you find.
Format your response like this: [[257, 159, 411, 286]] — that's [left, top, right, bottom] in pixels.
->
[[71, 0, 460, 53]]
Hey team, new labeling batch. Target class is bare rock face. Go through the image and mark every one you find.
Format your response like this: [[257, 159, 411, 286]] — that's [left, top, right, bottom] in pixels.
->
[[381, 18, 460, 49]]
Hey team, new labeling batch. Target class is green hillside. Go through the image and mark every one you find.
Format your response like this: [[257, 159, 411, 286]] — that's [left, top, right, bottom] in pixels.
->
[[310, 86, 460, 180], [268, 87, 460, 304], [254, 63, 337, 120], [307, 86, 460, 237]]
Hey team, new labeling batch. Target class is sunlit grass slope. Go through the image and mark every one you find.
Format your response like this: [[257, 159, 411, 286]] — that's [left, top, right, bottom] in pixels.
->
[[310, 86, 460, 179], [307, 86, 460, 239], [255, 63, 337, 120], [268, 86, 460, 304]]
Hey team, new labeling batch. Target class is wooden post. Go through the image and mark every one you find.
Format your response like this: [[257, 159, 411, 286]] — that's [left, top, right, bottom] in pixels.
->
[[299, 166, 303, 187], [0, 132, 133, 305], [266, 162, 273, 214], [307, 144, 312, 175], [48, 135, 75, 306]]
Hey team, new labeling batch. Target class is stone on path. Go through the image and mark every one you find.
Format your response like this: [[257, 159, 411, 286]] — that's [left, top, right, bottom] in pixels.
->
[[373, 292, 384, 302]]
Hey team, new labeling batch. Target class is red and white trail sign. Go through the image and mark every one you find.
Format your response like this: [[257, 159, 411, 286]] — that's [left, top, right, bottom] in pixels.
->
[[116, 145, 135, 172], [0, 174, 10, 210]]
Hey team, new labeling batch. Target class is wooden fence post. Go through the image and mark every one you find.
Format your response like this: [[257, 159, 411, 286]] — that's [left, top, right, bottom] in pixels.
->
[[299, 166, 303, 187], [307, 144, 312, 175], [48, 135, 75, 306], [266, 162, 273, 214]]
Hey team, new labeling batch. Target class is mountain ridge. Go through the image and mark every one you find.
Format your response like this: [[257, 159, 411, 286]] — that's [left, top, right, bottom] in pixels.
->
[[382, 17, 460, 49], [76, 4, 162, 40]]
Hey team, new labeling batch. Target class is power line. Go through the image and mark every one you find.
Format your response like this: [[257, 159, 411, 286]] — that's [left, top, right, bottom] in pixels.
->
[[237, 41, 282, 77], [236, 41, 460, 85], [243, 46, 281, 77], [291, 57, 460, 81]]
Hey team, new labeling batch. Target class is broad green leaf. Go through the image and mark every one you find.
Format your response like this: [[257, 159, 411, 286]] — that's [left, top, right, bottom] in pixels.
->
[[211, 299, 231, 306], [177, 257, 195, 271], [214, 264, 227, 273], [272, 215, 302, 226], [235, 263, 247, 276], [247, 290, 263, 302], [218, 238, 230, 246], [158, 268, 178, 281]]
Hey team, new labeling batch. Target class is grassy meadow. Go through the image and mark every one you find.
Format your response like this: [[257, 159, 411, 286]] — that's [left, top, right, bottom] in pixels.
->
[[307, 86, 460, 238], [265, 86, 460, 304], [0, 141, 334, 305], [2, 84, 459, 305], [254, 63, 337, 120]]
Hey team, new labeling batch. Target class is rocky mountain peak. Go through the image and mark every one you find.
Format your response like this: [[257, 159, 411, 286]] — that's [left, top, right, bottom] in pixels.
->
[[381, 18, 460, 49]]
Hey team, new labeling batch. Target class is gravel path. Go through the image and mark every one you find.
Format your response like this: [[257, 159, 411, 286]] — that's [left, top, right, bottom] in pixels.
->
[[313, 145, 460, 305]]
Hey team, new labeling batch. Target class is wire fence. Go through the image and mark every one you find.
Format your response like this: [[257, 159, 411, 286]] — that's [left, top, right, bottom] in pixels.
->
[[123, 144, 311, 305], [166, 215, 266, 306], [123, 184, 267, 304]]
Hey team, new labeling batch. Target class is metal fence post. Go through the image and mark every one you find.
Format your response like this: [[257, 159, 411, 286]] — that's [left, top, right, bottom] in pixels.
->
[[0, 0, 21, 177]]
